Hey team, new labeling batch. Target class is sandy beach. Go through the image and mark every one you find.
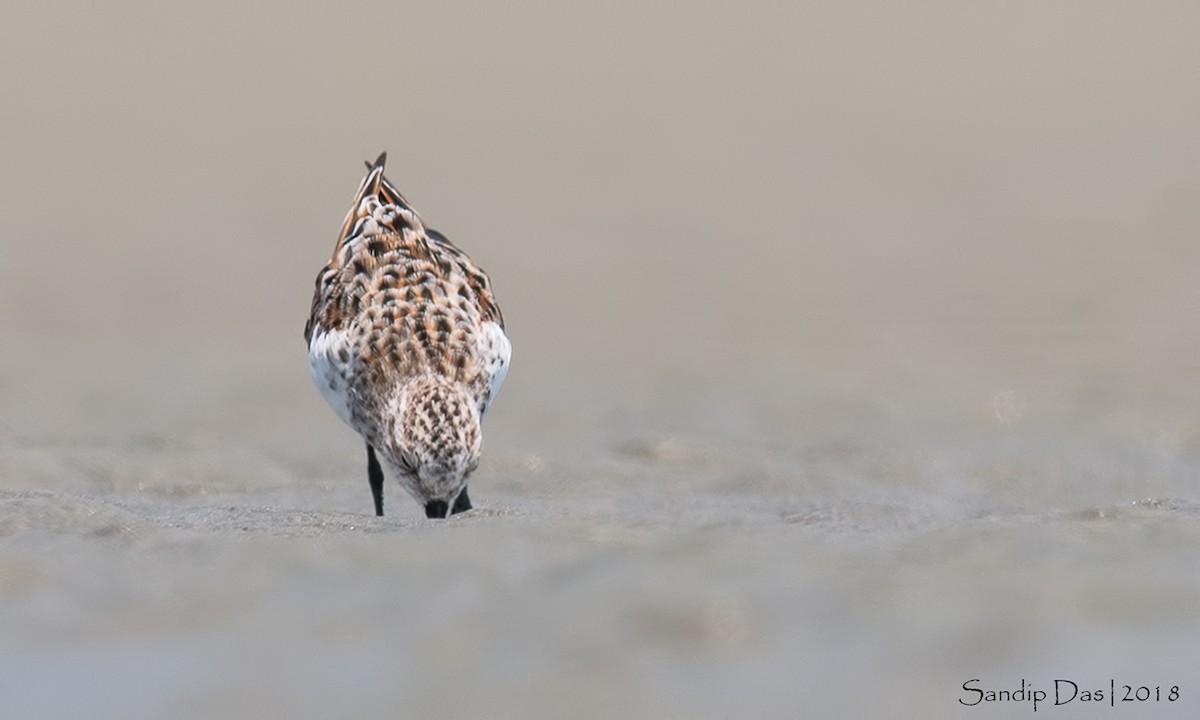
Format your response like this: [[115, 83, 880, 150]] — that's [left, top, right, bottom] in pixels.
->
[[2, 3, 1198, 718]]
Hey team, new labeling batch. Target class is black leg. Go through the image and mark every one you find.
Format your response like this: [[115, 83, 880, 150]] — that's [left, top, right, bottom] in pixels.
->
[[366, 445, 384, 517], [450, 486, 472, 515]]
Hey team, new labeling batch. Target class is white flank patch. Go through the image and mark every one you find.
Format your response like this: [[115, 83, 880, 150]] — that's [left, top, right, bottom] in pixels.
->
[[308, 328, 357, 429], [479, 320, 511, 413]]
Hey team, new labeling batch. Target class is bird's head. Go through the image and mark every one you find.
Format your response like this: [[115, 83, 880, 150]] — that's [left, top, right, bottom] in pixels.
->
[[384, 376, 481, 518]]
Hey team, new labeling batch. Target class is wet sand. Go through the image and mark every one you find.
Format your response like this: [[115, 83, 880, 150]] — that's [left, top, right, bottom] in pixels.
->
[[2, 3, 1199, 718]]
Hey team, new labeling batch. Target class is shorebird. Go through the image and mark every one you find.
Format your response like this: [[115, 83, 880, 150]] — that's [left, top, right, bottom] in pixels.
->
[[304, 153, 510, 518]]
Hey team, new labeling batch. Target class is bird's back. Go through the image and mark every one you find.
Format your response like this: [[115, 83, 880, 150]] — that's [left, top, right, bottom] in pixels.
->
[[306, 155, 509, 444]]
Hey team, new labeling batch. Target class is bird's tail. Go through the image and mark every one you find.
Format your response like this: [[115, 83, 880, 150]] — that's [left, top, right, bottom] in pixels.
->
[[334, 152, 421, 249], [362, 156, 415, 212]]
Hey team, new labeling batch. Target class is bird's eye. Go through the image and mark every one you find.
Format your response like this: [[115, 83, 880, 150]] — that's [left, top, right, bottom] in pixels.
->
[[399, 449, 419, 473]]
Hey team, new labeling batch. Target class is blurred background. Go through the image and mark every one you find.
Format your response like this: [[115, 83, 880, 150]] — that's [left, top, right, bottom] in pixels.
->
[[1, 2, 1198, 718]]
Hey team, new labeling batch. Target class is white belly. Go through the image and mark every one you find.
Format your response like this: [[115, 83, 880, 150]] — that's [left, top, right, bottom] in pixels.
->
[[478, 320, 512, 413], [308, 328, 357, 430]]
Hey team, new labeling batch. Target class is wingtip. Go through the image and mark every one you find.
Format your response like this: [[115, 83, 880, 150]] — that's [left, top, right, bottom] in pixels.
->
[[364, 152, 387, 172], [337, 152, 392, 248]]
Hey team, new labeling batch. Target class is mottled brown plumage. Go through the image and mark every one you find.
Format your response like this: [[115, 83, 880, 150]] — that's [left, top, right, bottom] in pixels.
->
[[306, 153, 510, 518]]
